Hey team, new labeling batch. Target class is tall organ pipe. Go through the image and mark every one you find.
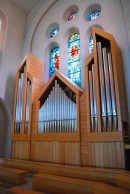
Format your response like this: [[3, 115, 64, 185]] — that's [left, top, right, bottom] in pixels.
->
[[108, 53, 117, 131], [89, 69, 95, 132], [102, 48, 113, 132], [97, 42, 107, 131], [15, 67, 25, 134], [25, 81, 31, 133], [92, 65, 98, 132]]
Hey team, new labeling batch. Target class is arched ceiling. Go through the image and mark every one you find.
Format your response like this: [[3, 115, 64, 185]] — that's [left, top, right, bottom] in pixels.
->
[[11, 0, 40, 13]]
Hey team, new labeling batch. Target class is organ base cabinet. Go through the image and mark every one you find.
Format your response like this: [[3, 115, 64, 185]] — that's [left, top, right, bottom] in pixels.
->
[[11, 27, 128, 169]]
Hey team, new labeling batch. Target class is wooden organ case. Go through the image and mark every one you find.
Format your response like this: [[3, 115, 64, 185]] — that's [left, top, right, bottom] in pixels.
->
[[11, 27, 128, 169], [83, 26, 128, 168], [31, 72, 83, 164], [11, 53, 44, 159]]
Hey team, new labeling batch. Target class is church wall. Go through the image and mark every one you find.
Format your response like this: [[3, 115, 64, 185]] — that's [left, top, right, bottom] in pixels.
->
[[0, 0, 26, 157], [0, 0, 26, 112]]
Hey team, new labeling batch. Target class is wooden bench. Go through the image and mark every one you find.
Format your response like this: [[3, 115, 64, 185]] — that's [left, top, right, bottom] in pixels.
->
[[5, 187, 44, 194], [32, 173, 130, 194], [0, 166, 27, 185], [3, 159, 130, 190]]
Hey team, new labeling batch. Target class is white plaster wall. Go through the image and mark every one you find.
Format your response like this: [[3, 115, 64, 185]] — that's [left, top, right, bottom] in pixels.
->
[[0, 0, 26, 157], [22, 0, 130, 129], [0, 0, 26, 113]]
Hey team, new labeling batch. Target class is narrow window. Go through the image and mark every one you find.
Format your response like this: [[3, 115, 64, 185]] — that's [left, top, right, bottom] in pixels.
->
[[88, 11, 101, 21], [68, 33, 81, 84], [68, 12, 78, 21], [89, 35, 93, 54], [50, 27, 59, 38], [50, 47, 59, 77]]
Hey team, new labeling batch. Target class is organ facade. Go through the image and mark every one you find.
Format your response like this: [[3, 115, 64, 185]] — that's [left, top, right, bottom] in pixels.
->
[[11, 27, 128, 169]]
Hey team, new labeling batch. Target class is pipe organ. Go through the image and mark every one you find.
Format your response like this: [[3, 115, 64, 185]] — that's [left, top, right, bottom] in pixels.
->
[[38, 80, 77, 134], [11, 27, 128, 169], [15, 67, 26, 134], [11, 53, 44, 160], [96, 42, 117, 132], [88, 65, 97, 132], [25, 80, 31, 134]]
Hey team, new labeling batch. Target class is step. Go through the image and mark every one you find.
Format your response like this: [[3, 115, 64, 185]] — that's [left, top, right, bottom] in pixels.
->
[[32, 173, 130, 194], [3, 159, 130, 190], [0, 166, 27, 185], [5, 187, 44, 194]]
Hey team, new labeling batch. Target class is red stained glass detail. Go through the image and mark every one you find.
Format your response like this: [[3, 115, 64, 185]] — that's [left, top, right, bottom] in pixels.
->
[[54, 53, 59, 69], [71, 45, 79, 57]]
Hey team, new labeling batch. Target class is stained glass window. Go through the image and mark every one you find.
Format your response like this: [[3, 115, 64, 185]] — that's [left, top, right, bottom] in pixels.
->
[[50, 47, 59, 77], [89, 35, 93, 54], [68, 12, 78, 21], [88, 11, 101, 21], [50, 27, 59, 38], [68, 33, 81, 84]]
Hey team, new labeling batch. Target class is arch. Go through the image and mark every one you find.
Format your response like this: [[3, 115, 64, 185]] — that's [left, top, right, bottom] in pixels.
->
[[68, 33, 81, 84], [0, 9, 7, 59]]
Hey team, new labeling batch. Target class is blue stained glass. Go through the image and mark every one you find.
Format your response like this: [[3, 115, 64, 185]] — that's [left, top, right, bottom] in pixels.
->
[[89, 35, 93, 54], [50, 47, 59, 77], [88, 10, 101, 21], [68, 12, 78, 21], [68, 33, 81, 84], [50, 27, 59, 38]]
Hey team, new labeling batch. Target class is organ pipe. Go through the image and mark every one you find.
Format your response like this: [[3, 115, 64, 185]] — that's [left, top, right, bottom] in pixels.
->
[[89, 69, 95, 132], [15, 67, 25, 134], [89, 65, 97, 132], [96, 42, 117, 132], [25, 80, 31, 134], [97, 42, 107, 131], [108, 53, 117, 131], [102, 48, 113, 132], [38, 80, 77, 134], [92, 66, 98, 132]]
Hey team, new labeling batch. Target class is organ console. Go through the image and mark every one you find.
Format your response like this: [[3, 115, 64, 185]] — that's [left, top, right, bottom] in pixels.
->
[[11, 27, 128, 169]]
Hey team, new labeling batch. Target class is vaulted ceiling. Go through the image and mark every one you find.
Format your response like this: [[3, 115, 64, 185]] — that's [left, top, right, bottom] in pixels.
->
[[12, 0, 40, 13]]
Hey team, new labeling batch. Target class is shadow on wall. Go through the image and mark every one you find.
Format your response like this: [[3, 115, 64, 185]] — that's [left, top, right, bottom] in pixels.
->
[[0, 97, 12, 158], [5, 74, 16, 114]]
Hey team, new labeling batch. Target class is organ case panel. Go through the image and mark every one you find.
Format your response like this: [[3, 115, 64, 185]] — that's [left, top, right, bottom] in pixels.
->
[[85, 27, 128, 138], [11, 53, 44, 159], [84, 26, 128, 169], [31, 72, 83, 164]]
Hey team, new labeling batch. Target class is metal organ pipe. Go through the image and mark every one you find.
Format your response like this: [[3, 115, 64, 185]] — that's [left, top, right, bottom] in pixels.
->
[[108, 53, 117, 131], [15, 67, 25, 134], [97, 42, 107, 132], [89, 69, 95, 132], [92, 66, 98, 132], [96, 42, 117, 132], [38, 80, 77, 134], [89, 65, 98, 132], [102, 48, 113, 132], [25, 80, 31, 134]]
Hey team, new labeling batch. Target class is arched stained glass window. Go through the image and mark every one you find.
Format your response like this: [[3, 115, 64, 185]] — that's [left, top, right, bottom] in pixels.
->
[[68, 33, 81, 84], [89, 35, 93, 54], [50, 27, 59, 38], [50, 47, 59, 77], [88, 10, 101, 21], [68, 12, 78, 21]]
